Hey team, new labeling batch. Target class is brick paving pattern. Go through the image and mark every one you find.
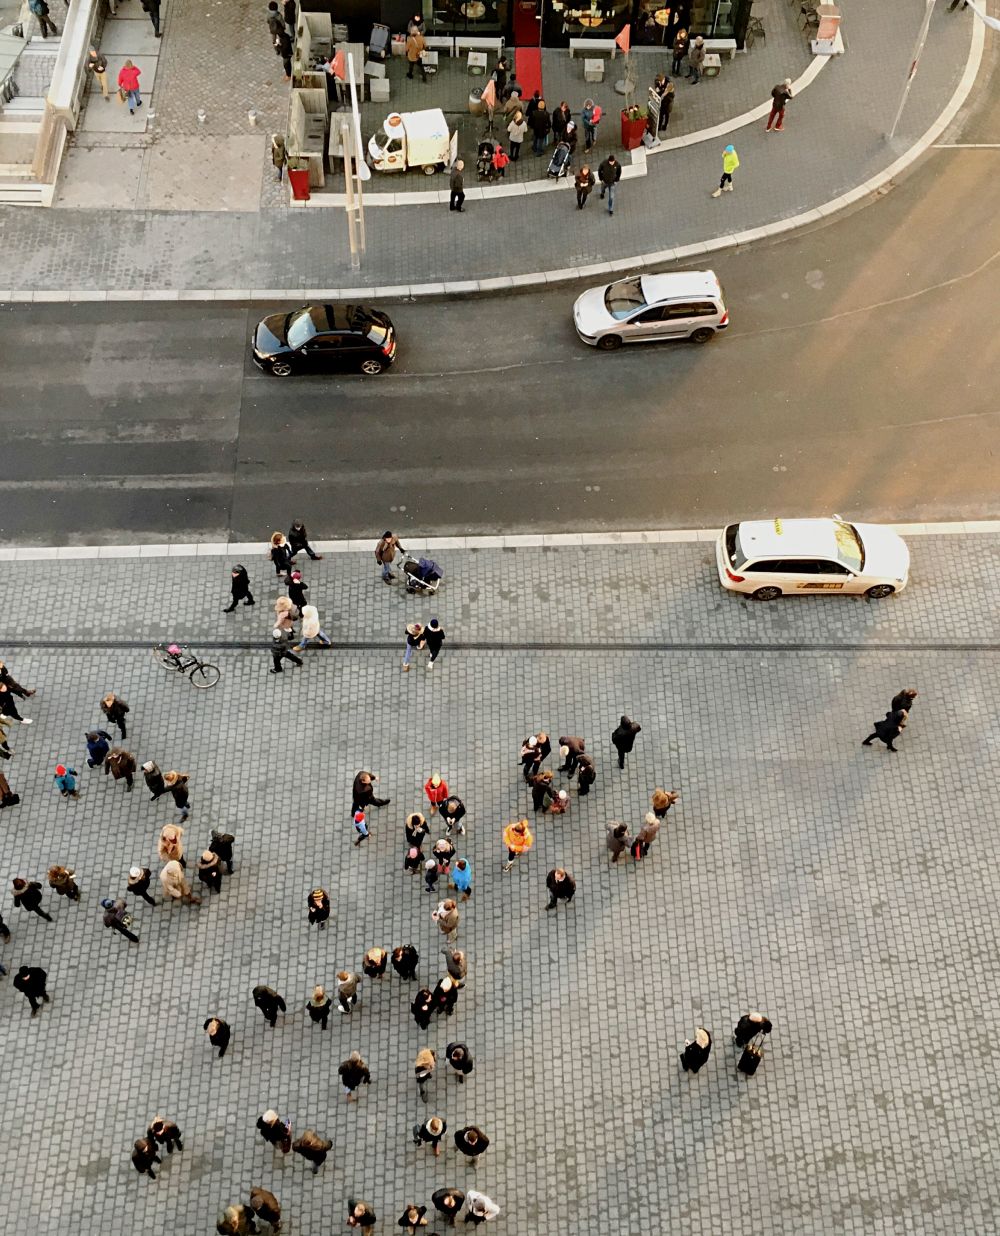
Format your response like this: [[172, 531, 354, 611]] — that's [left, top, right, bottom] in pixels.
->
[[1, 537, 998, 1233]]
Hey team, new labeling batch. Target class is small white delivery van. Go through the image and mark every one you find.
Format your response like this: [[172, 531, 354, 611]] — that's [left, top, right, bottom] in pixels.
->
[[367, 109, 457, 174]]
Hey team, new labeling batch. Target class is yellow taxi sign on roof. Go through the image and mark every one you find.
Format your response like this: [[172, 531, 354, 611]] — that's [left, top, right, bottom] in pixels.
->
[[774, 518, 783, 535]]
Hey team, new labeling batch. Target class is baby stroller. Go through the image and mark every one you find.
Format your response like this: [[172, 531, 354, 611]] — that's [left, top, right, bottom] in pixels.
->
[[547, 140, 571, 179], [368, 23, 390, 61], [403, 558, 444, 594], [477, 139, 497, 181]]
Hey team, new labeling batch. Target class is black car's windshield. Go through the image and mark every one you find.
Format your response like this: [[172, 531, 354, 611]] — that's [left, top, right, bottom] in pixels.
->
[[287, 308, 323, 349], [604, 276, 646, 321]]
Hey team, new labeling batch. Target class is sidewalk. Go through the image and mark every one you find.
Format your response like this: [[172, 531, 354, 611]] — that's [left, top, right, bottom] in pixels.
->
[[0, 0, 987, 292], [1, 537, 999, 1235]]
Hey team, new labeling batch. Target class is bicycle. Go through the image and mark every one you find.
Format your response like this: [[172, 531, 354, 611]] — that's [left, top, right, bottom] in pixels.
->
[[152, 643, 221, 689], [744, 15, 765, 50]]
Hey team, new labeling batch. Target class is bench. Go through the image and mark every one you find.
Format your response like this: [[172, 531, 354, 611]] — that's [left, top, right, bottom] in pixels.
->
[[423, 34, 454, 55], [569, 36, 617, 58], [703, 37, 737, 60], [454, 34, 504, 57]]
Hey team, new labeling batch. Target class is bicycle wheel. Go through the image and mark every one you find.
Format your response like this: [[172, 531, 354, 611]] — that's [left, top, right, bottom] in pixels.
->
[[189, 662, 221, 689], [152, 645, 182, 670]]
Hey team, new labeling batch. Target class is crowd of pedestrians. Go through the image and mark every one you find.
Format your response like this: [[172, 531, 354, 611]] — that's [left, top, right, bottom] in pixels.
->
[[3, 515, 923, 1231]]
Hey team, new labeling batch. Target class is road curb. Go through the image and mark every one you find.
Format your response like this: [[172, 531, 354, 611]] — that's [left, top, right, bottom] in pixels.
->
[[0, 521, 998, 559], [0, 19, 985, 305]]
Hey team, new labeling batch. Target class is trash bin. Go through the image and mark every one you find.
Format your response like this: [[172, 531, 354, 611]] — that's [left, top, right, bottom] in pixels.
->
[[288, 167, 311, 201], [468, 88, 485, 117]]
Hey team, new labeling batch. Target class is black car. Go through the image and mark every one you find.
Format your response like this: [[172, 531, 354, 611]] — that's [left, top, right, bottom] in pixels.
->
[[252, 304, 397, 376]]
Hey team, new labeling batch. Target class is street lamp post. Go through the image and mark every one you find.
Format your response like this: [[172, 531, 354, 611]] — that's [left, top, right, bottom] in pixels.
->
[[342, 52, 369, 269]]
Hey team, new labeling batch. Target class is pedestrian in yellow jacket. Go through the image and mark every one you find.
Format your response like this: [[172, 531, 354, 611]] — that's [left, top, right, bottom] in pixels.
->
[[502, 818, 533, 872], [712, 144, 739, 197]]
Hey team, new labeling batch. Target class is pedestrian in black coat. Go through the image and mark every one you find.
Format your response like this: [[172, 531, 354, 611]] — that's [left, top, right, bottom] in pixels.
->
[[339, 1051, 371, 1100], [733, 1011, 772, 1046], [520, 732, 551, 780], [306, 984, 332, 1029], [218, 1203, 258, 1234], [0, 660, 34, 699], [142, 760, 166, 799], [529, 770, 554, 812], [288, 519, 322, 560], [891, 688, 918, 714], [12, 878, 53, 921], [399, 1203, 429, 1233], [862, 708, 908, 753], [412, 986, 435, 1029], [198, 850, 224, 895], [454, 1125, 489, 1164], [611, 714, 642, 769], [252, 984, 286, 1028], [347, 1199, 377, 1228], [0, 683, 28, 723], [432, 1188, 466, 1225], [257, 1109, 292, 1153], [209, 829, 236, 874], [128, 866, 156, 906], [545, 867, 576, 911], [425, 617, 446, 668], [362, 946, 388, 979], [287, 570, 308, 611], [392, 943, 419, 980], [680, 1027, 712, 1073], [557, 736, 585, 774], [446, 1041, 473, 1083], [576, 754, 596, 795], [163, 770, 191, 820], [148, 1117, 183, 1154], [404, 843, 424, 874], [307, 887, 331, 927], [270, 531, 293, 575], [406, 811, 430, 846], [204, 1016, 231, 1057], [224, 564, 255, 612], [574, 165, 596, 209], [412, 1115, 446, 1156], [270, 628, 304, 674], [131, 1136, 161, 1179], [100, 693, 130, 739], [352, 769, 390, 813], [433, 974, 459, 1017], [13, 965, 49, 1015]]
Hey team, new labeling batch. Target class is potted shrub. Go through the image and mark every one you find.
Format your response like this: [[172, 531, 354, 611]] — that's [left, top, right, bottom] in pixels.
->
[[620, 104, 647, 151]]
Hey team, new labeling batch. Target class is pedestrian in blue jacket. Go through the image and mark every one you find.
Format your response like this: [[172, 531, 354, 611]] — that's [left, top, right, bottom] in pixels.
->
[[85, 729, 113, 768]]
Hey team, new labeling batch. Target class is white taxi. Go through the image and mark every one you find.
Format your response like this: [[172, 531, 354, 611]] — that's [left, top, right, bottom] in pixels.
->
[[716, 517, 910, 600]]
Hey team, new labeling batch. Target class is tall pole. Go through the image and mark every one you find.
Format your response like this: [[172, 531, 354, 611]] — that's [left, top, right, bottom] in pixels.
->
[[887, 0, 935, 140], [346, 52, 368, 258], [341, 119, 360, 271]]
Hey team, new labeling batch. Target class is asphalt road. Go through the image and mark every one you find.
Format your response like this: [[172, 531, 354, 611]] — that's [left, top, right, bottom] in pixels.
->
[[1, 94, 998, 543]]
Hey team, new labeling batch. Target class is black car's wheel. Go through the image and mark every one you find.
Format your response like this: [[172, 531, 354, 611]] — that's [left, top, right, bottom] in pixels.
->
[[865, 584, 896, 599], [270, 360, 293, 377], [751, 586, 782, 601], [597, 334, 622, 351], [360, 358, 384, 375], [690, 327, 715, 344]]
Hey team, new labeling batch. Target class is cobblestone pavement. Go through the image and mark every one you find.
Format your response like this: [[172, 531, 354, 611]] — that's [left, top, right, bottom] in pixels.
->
[[2, 1, 982, 286], [1, 538, 999, 1234]]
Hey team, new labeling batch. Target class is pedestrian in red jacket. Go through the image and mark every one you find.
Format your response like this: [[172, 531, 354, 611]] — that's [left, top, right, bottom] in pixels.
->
[[423, 771, 449, 808]]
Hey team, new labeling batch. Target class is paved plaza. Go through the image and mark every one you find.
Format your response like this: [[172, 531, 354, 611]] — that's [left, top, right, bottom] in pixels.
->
[[1, 535, 999, 1233]]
